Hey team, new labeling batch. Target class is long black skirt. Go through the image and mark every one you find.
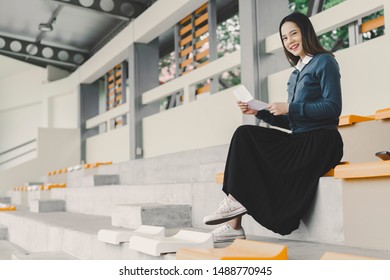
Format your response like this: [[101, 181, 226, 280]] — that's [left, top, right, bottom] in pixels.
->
[[222, 125, 343, 235]]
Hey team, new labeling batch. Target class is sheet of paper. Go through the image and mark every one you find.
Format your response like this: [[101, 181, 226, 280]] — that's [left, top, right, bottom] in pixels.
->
[[233, 85, 268, 111]]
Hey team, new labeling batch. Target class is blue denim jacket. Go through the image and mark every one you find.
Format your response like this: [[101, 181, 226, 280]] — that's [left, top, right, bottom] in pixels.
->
[[256, 53, 342, 134]]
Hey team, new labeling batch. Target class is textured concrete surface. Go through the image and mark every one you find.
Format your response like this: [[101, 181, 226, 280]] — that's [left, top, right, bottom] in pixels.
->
[[30, 199, 66, 213], [0, 224, 8, 240], [0, 197, 11, 204], [111, 203, 192, 229], [1, 208, 390, 260], [12, 251, 78, 260], [0, 240, 27, 260], [11, 191, 27, 206]]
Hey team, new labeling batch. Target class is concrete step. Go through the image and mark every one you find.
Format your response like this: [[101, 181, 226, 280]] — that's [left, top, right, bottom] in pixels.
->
[[339, 118, 390, 163], [0, 197, 11, 204], [98, 225, 166, 245], [112, 203, 191, 229], [237, 177, 344, 245], [0, 224, 8, 240], [128, 230, 214, 256], [1, 208, 390, 260], [27, 190, 51, 206], [98, 144, 228, 185], [0, 208, 186, 259], [12, 251, 78, 260], [83, 175, 120, 187], [11, 191, 27, 206], [48, 183, 194, 217], [30, 199, 65, 213], [0, 240, 28, 260]]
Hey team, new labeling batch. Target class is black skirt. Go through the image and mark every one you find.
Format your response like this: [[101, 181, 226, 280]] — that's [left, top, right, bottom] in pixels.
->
[[222, 125, 343, 235]]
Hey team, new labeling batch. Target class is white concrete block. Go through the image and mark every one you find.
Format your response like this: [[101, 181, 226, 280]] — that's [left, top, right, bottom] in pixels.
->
[[128, 230, 213, 256], [111, 203, 191, 229], [0, 225, 8, 240], [30, 199, 66, 213], [11, 191, 27, 206], [97, 225, 165, 245]]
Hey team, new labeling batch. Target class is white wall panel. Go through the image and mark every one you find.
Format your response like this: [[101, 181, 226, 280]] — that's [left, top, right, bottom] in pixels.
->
[[49, 91, 78, 128], [86, 125, 130, 163], [143, 88, 243, 158]]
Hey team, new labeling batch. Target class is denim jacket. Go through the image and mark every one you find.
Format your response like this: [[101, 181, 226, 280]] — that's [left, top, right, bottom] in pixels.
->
[[256, 53, 342, 134]]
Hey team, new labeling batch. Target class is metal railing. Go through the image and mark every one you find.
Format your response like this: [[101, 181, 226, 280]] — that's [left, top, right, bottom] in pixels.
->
[[0, 139, 37, 167]]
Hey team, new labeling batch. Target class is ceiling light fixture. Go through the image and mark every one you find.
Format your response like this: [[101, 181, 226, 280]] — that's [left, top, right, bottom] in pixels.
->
[[39, 23, 53, 32]]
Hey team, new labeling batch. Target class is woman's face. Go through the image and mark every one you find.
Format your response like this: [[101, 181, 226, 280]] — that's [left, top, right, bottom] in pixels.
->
[[281, 21, 306, 59]]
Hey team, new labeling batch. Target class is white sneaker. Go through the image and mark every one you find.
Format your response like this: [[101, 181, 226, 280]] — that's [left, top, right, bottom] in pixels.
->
[[203, 196, 247, 225], [212, 223, 246, 243]]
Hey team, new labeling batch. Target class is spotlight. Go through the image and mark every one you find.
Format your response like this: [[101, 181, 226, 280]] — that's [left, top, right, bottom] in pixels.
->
[[39, 23, 53, 32]]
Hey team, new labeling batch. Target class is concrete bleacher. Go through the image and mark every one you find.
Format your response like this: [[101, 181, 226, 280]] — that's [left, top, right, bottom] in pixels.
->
[[0, 110, 390, 259]]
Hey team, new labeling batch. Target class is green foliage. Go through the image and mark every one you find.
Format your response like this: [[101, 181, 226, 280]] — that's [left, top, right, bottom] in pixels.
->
[[217, 14, 241, 56]]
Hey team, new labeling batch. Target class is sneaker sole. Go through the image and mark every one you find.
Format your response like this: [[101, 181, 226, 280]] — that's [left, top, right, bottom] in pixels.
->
[[204, 209, 247, 225], [214, 235, 246, 243]]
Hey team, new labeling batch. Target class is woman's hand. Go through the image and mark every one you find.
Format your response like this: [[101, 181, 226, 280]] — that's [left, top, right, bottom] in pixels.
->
[[268, 102, 289, 116], [237, 101, 257, 115]]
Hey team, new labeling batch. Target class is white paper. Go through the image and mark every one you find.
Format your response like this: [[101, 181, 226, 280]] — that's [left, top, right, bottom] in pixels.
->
[[233, 85, 268, 111]]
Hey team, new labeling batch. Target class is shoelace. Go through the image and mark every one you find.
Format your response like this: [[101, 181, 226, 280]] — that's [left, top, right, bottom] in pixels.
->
[[214, 197, 231, 214], [213, 224, 230, 234]]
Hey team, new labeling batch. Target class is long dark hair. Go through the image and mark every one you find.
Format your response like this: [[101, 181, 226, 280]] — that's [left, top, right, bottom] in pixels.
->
[[279, 12, 332, 66]]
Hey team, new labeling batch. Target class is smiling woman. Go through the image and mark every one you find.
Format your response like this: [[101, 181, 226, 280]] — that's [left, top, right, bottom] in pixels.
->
[[204, 12, 344, 241]]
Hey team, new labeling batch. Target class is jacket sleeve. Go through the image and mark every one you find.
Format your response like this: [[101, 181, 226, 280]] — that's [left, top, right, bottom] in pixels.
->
[[256, 110, 291, 130], [288, 55, 342, 121]]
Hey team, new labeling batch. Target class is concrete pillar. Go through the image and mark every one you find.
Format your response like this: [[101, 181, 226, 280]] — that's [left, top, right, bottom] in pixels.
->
[[238, 0, 290, 124], [128, 39, 160, 159], [79, 83, 100, 162]]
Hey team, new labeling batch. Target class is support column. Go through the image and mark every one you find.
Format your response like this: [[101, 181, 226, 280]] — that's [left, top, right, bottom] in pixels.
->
[[208, 0, 219, 94], [128, 39, 160, 160], [79, 83, 100, 162], [239, 0, 289, 125]]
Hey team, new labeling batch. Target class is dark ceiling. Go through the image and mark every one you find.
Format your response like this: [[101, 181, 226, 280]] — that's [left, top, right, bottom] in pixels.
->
[[0, 0, 156, 71]]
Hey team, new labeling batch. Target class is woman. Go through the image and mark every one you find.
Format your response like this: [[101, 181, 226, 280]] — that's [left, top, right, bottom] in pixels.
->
[[203, 12, 344, 242]]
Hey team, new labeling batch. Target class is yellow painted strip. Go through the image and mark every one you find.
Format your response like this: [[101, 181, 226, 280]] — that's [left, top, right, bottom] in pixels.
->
[[180, 23, 193, 36], [180, 46, 193, 58], [195, 37, 209, 49], [334, 161, 390, 179], [176, 239, 288, 260], [195, 12, 208, 26], [0, 205, 16, 211], [375, 108, 390, 120], [196, 84, 210, 94], [180, 57, 194, 68], [195, 24, 208, 38], [108, 75, 114, 82], [195, 3, 208, 15], [338, 115, 375, 126], [195, 49, 209, 61], [180, 34, 193, 47], [215, 173, 224, 184], [361, 15, 384, 33], [180, 14, 192, 25]]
